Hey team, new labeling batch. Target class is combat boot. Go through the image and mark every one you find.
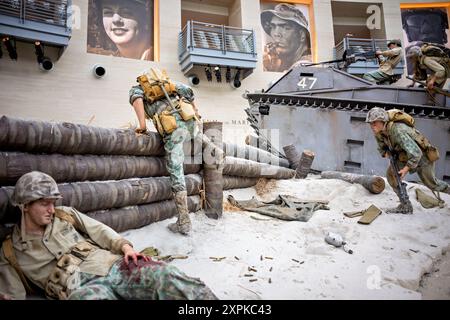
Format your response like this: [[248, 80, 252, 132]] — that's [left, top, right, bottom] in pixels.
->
[[168, 191, 192, 235], [444, 186, 450, 195], [386, 200, 413, 214]]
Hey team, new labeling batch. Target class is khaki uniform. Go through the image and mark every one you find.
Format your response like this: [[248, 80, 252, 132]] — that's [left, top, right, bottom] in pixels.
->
[[0, 206, 217, 300], [364, 47, 402, 83], [0, 206, 129, 300], [379, 47, 403, 75], [418, 55, 449, 88]]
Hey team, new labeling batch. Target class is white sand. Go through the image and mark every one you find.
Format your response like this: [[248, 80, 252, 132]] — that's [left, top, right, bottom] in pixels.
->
[[121, 176, 450, 300]]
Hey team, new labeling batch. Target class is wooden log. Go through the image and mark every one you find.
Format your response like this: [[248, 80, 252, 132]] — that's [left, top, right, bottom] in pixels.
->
[[0, 116, 165, 156], [86, 196, 202, 233], [0, 175, 262, 223], [0, 152, 201, 186], [223, 143, 290, 168], [0, 116, 287, 167], [295, 150, 315, 179], [224, 157, 295, 179], [245, 135, 270, 152], [282, 144, 301, 169], [321, 171, 386, 194], [203, 122, 224, 219], [222, 176, 259, 189]]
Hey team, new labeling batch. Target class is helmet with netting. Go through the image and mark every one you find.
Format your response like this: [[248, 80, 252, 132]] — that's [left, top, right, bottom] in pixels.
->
[[12, 171, 61, 206], [365, 107, 388, 123]]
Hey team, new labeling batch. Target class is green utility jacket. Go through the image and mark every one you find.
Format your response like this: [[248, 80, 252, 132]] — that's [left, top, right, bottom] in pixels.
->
[[375, 122, 423, 170], [0, 206, 131, 299]]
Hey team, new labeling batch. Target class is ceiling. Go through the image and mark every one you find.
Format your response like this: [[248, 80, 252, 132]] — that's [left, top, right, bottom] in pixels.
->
[[331, 1, 383, 18]]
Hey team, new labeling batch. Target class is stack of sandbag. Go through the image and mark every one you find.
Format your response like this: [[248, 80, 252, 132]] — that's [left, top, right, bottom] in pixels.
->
[[0, 116, 293, 232]]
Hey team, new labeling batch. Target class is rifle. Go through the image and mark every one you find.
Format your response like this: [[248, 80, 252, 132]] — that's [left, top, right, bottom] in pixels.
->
[[386, 145, 410, 205], [406, 76, 450, 97], [302, 49, 378, 67]]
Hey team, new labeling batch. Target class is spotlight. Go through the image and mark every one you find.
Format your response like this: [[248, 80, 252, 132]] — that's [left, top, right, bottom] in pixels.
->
[[188, 74, 200, 86], [93, 64, 106, 78], [205, 66, 212, 82], [3, 37, 17, 60], [214, 66, 221, 82], [34, 41, 53, 71], [40, 58, 53, 71], [231, 68, 241, 89], [225, 66, 231, 83]]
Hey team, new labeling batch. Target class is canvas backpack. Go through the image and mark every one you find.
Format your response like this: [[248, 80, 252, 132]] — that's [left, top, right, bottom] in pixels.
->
[[386, 109, 439, 162]]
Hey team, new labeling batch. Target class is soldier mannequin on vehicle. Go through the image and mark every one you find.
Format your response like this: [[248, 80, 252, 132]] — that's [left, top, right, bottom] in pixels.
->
[[363, 40, 403, 84]]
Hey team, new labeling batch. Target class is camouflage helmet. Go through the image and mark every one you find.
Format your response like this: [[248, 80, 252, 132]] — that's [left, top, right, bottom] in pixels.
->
[[12, 171, 62, 206], [261, 3, 310, 38], [365, 107, 388, 123], [387, 39, 402, 47]]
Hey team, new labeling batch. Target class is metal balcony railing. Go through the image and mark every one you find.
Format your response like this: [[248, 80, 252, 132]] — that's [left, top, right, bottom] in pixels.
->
[[334, 37, 392, 59], [178, 20, 257, 78], [0, 0, 71, 46], [0, 0, 69, 27], [179, 20, 256, 56], [334, 37, 404, 75]]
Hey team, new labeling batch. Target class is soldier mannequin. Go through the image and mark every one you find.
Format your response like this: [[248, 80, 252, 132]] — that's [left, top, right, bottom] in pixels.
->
[[261, 3, 311, 72], [402, 9, 448, 76], [129, 71, 224, 235], [406, 45, 449, 90], [366, 108, 450, 214], [363, 40, 403, 84], [0, 171, 217, 300]]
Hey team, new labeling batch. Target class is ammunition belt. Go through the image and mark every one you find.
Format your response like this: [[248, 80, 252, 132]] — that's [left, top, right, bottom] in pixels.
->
[[45, 241, 96, 300]]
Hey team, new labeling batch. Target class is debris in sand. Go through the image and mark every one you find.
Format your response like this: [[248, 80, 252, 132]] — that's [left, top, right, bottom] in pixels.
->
[[255, 178, 277, 197], [157, 255, 188, 262], [210, 256, 227, 262]]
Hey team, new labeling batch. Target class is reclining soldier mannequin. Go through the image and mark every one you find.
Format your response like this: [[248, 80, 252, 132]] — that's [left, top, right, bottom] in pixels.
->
[[363, 40, 403, 84], [0, 171, 218, 300], [129, 69, 224, 235], [366, 107, 450, 214]]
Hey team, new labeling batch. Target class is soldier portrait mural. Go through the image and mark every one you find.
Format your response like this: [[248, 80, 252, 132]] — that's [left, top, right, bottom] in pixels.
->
[[261, 2, 312, 72], [87, 0, 154, 61], [401, 7, 449, 74]]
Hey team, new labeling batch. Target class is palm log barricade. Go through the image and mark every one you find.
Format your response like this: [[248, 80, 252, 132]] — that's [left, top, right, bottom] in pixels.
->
[[0, 116, 293, 232]]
